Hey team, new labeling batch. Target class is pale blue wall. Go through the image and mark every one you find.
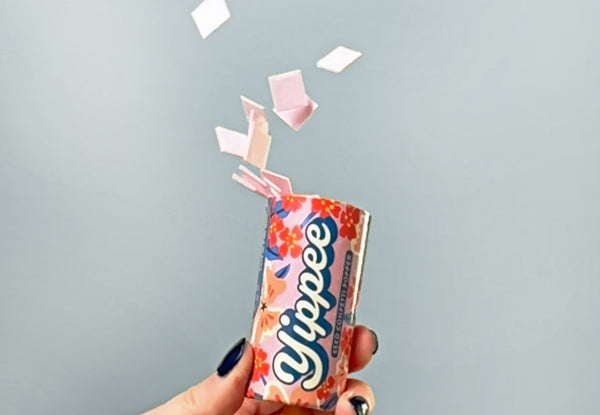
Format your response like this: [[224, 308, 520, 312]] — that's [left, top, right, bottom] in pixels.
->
[[1, 1, 599, 414]]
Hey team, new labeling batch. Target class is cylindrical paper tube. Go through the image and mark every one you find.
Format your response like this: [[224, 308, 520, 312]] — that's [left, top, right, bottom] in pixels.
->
[[246, 195, 371, 411]]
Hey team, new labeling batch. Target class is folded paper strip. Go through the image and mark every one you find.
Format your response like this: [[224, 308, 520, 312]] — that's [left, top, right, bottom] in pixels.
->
[[191, 0, 231, 39], [215, 96, 272, 170], [268, 70, 318, 131], [316, 45, 363, 73], [232, 165, 293, 198]]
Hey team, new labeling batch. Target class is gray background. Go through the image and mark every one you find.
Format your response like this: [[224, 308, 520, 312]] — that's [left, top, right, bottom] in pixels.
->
[[1, 0, 599, 414]]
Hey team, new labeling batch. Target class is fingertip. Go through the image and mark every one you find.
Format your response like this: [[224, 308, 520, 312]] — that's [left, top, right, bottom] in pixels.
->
[[217, 337, 254, 389], [368, 329, 379, 355], [335, 379, 375, 415], [348, 325, 378, 373], [170, 338, 255, 415], [216, 337, 246, 377]]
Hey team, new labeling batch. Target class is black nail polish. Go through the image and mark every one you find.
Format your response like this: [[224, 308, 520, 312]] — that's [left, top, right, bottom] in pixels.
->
[[350, 396, 369, 415], [216, 338, 246, 377], [369, 329, 379, 355]]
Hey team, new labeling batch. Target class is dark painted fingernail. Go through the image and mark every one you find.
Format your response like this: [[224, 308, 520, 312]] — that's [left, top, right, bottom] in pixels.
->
[[216, 338, 246, 377], [369, 329, 379, 355], [350, 396, 369, 415]]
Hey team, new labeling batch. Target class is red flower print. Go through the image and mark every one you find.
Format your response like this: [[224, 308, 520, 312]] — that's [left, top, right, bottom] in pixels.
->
[[351, 212, 365, 253], [251, 348, 270, 383], [347, 283, 355, 303], [278, 226, 303, 258], [335, 353, 350, 385], [246, 388, 255, 399], [339, 206, 360, 239], [341, 327, 354, 357], [311, 198, 341, 219], [317, 376, 336, 400], [281, 195, 306, 212], [268, 215, 284, 247]]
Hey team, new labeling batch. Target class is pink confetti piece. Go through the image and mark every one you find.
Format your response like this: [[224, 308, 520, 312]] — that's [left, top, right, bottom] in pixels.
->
[[232, 166, 294, 199], [241, 96, 267, 122], [269, 70, 318, 131], [262, 177, 282, 196], [215, 97, 272, 170], [243, 99, 271, 169], [190, 0, 231, 39], [316, 45, 363, 73], [215, 126, 249, 158], [260, 169, 293, 195], [232, 165, 273, 198], [245, 119, 271, 171]]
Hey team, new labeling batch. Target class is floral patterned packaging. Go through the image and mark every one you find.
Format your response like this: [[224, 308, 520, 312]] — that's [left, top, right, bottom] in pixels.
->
[[247, 194, 370, 411]]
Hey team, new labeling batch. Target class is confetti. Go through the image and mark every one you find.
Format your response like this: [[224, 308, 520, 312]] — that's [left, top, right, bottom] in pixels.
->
[[215, 126, 249, 158], [232, 165, 272, 198], [268, 70, 318, 131], [260, 169, 293, 195], [231, 165, 294, 199], [191, 0, 231, 39], [215, 96, 272, 170], [316, 45, 363, 73]]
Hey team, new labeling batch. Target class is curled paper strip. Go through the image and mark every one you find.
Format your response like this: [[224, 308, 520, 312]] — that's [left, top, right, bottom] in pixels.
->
[[269, 70, 318, 131], [216, 96, 272, 170]]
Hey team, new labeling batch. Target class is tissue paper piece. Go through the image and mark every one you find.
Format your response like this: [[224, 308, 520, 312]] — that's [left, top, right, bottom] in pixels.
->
[[260, 169, 293, 195], [316, 45, 363, 73], [233, 165, 272, 198], [215, 97, 272, 170], [191, 0, 231, 39], [268, 70, 318, 131]]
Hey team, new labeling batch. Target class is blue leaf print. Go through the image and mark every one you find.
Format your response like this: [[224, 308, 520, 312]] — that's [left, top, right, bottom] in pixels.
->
[[275, 200, 290, 218], [300, 211, 317, 229], [274, 264, 291, 279], [265, 245, 283, 261]]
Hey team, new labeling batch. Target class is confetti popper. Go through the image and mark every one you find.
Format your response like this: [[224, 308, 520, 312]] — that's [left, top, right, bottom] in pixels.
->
[[246, 194, 371, 411], [213, 65, 369, 411]]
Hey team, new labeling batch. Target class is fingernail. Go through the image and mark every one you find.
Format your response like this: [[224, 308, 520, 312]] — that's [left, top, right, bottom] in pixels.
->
[[369, 329, 379, 355], [350, 396, 370, 415], [216, 337, 246, 377]]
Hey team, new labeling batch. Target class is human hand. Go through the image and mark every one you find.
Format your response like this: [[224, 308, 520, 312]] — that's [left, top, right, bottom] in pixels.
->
[[143, 325, 378, 415]]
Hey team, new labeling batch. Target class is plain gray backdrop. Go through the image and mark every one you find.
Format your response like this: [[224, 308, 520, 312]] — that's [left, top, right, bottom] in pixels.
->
[[1, 0, 599, 414]]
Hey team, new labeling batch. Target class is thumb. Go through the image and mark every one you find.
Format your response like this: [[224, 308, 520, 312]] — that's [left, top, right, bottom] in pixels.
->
[[146, 338, 254, 415]]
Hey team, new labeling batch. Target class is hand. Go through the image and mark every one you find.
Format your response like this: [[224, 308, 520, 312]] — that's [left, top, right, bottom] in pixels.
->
[[143, 325, 378, 415]]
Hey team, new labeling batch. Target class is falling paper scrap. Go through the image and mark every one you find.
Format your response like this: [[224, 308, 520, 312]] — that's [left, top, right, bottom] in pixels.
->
[[317, 45, 363, 73], [268, 69, 318, 131], [260, 169, 293, 195], [232, 165, 293, 199], [215, 96, 272, 170], [191, 0, 231, 39]]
